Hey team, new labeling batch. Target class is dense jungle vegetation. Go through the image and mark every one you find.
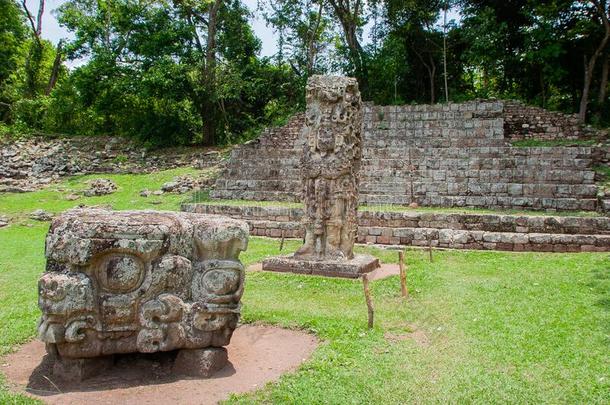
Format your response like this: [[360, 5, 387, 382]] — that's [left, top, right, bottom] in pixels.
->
[[2, 0, 610, 146]]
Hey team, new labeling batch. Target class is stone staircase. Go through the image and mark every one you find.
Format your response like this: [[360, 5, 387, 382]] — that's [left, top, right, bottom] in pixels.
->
[[211, 101, 605, 212]]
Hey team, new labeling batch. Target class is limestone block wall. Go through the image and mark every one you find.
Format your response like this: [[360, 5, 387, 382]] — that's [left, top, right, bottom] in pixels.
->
[[211, 100, 602, 211], [183, 204, 610, 252], [503, 100, 604, 141]]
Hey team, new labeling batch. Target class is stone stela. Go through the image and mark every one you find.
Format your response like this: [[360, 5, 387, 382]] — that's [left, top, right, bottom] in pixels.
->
[[263, 75, 380, 278], [37, 209, 249, 381]]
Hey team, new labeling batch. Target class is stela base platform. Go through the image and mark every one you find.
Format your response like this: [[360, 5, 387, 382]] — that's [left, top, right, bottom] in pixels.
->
[[262, 254, 380, 279]]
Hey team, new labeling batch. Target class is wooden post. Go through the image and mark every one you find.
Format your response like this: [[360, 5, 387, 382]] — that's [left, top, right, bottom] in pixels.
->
[[362, 274, 374, 329], [399, 250, 408, 297], [428, 236, 433, 263], [279, 230, 285, 251]]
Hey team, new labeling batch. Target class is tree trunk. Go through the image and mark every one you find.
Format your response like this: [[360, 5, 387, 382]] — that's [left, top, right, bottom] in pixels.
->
[[21, 0, 45, 98], [328, 0, 368, 95], [442, 3, 449, 103], [595, 54, 609, 121], [45, 41, 63, 95], [305, 1, 324, 77], [429, 55, 436, 104], [579, 0, 610, 122], [201, 0, 221, 147]]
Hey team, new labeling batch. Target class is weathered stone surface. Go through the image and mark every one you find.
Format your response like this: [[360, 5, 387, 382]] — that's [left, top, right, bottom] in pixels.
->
[[38, 208, 249, 380], [173, 347, 228, 377], [263, 255, 379, 279], [184, 203, 610, 252], [83, 178, 117, 196], [51, 352, 114, 382], [30, 209, 53, 221], [161, 174, 215, 194], [210, 100, 608, 212], [262, 75, 379, 277], [294, 75, 363, 261], [0, 136, 223, 193]]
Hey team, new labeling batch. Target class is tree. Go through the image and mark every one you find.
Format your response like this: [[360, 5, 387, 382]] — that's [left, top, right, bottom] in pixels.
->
[[0, 0, 27, 119], [260, 0, 334, 78], [327, 0, 369, 94], [579, 0, 610, 121]]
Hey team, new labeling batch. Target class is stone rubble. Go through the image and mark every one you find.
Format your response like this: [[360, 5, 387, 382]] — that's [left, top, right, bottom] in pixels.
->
[[0, 136, 224, 192], [30, 209, 53, 221], [83, 179, 117, 196]]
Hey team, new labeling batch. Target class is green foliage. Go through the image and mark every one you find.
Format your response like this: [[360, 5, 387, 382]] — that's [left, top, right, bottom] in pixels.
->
[[511, 139, 599, 147], [3, 0, 610, 143]]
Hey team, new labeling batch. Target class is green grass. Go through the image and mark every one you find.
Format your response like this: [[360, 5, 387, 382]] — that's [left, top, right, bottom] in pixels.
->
[[188, 199, 601, 217], [511, 139, 600, 147], [0, 171, 609, 403], [595, 165, 610, 191], [0, 167, 203, 220]]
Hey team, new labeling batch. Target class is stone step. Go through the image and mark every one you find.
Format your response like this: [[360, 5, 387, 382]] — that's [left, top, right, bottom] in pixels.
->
[[209, 189, 298, 202], [183, 203, 609, 251], [360, 194, 599, 211], [357, 226, 609, 252], [360, 182, 598, 197]]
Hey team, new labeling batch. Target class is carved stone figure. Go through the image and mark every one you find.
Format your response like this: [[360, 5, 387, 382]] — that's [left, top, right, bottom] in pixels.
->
[[263, 75, 379, 278], [295, 75, 362, 260], [38, 209, 249, 380]]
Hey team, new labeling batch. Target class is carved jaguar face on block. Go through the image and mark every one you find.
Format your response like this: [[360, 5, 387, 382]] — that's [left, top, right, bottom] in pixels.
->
[[38, 209, 249, 358]]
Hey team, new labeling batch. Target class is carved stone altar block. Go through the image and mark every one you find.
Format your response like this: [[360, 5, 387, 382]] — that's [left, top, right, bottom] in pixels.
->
[[263, 75, 380, 278], [38, 209, 249, 381], [263, 255, 380, 279]]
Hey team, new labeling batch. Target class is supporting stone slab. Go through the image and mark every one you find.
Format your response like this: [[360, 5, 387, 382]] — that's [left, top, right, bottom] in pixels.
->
[[52, 354, 114, 382], [262, 254, 380, 279], [173, 347, 228, 378]]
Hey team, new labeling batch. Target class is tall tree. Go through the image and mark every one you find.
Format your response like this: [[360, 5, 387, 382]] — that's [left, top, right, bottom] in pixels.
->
[[327, 0, 369, 94], [0, 0, 27, 119], [260, 0, 333, 78], [580, 0, 610, 121]]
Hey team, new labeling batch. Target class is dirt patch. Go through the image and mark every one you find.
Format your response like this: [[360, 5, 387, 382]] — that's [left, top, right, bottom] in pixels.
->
[[385, 325, 430, 348], [366, 263, 400, 281], [2, 324, 318, 405]]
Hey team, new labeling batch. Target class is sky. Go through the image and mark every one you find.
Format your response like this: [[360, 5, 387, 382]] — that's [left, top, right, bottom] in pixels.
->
[[27, 0, 460, 66], [26, 0, 279, 57]]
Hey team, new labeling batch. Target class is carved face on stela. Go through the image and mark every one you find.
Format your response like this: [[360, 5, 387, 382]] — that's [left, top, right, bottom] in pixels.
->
[[304, 75, 361, 156], [38, 209, 249, 358]]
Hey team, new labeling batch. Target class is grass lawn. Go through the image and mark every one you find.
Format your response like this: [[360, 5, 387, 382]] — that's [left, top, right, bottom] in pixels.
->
[[1, 170, 609, 403]]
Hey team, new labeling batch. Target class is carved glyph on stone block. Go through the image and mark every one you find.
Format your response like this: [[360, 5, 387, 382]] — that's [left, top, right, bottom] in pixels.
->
[[38, 209, 249, 380], [263, 75, 379, 278]]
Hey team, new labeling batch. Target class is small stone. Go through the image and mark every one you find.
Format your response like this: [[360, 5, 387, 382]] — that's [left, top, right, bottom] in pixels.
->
[[52, 355, 113, 382], [409, 202, 419, 209], [173, 347, 228, 378], [83, 178, 117, 197], [30, 209, 53, 221], [152, 190, 164, 196], [65, 194, 80, 201], [140, 189, 152, 197]]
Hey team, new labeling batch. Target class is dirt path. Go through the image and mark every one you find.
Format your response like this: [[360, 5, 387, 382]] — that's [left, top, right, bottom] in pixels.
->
[[2, 324, 318, 405]]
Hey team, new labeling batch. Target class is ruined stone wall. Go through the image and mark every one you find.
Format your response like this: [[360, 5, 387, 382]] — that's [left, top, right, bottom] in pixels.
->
[[211, 100, 602, 211], [183, 204, 610, 252], [503, 100, 604, 141], [0, 136, 221, 192]]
